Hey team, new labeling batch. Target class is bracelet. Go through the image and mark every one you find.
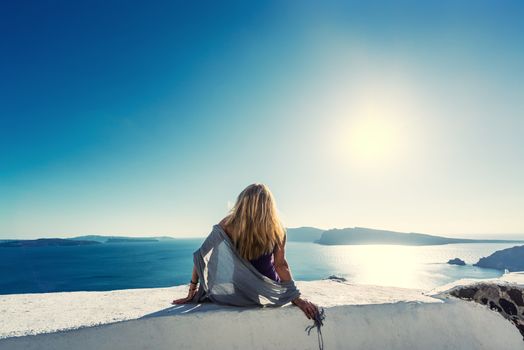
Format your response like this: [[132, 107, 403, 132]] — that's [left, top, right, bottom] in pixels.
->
[[190, 279, 198, 285]]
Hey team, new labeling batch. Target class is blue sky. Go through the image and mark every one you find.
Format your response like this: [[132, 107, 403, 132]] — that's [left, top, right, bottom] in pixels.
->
[[1, 1, 523, 238]]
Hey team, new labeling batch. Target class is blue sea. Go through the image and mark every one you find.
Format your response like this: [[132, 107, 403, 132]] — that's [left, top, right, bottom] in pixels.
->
[[0, 240, 516, 295]]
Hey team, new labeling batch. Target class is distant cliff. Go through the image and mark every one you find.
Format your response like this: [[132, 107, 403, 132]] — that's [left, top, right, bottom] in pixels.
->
[[474, 245, 524, 272], [316, 227, 524, 246], [285, 227, 324, 242]]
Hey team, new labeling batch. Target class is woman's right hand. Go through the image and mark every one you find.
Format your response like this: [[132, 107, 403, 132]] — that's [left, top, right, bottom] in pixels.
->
[[292, 296, 319, 320], [172, 285, 198, 304]]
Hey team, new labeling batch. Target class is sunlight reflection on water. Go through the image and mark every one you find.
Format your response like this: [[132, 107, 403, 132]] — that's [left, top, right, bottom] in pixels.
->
[[286, 242, 513, 289]]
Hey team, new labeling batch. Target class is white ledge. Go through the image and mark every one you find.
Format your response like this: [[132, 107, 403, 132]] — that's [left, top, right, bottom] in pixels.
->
[[1, 275, 523, 349]]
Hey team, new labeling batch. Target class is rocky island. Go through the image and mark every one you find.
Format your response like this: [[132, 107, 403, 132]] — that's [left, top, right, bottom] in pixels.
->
[[474, 245, 524, 272], [447, 258, 466, 266]]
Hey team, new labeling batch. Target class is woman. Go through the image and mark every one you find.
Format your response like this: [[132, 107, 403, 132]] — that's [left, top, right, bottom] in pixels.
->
[[172, 183, 320, 320]]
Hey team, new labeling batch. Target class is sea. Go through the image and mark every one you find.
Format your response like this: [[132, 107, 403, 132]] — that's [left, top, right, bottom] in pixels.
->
[[0, 240, 518, 295]]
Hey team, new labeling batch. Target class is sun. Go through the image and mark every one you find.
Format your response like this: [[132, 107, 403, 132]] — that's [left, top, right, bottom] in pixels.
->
[[342, 102, 405, 167], [348, 117, 398, 161], [326, 76, 422, 170]]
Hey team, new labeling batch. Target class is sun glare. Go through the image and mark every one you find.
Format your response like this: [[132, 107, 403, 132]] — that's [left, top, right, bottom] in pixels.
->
[[328, 78, 421, 169], [348, 117, 399, 162]]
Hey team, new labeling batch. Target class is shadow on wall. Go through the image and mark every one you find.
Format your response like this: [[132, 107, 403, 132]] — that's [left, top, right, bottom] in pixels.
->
[[140, 302, 261, 318]]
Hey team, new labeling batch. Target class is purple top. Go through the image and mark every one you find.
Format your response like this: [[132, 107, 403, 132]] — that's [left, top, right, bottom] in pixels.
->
[[249, 249, 281, 282]]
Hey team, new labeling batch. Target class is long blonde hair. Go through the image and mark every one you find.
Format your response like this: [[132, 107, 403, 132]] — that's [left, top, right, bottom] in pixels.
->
[[222, 183, 286, 260]]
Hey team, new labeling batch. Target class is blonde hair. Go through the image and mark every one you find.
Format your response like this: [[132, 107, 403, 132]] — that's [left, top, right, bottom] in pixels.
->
[[222, 183, 286, 260]]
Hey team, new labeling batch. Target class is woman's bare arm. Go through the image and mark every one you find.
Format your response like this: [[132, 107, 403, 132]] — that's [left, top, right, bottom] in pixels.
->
[[191, 263, 198, 284], [172, 263, 199, 304], [274, 234, 319, 319], [274, 234, 293, 282]]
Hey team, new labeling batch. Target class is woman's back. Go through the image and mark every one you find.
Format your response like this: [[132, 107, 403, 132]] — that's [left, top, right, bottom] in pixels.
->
[[174, 183, 319, 322], [249, 249, 280, 282]]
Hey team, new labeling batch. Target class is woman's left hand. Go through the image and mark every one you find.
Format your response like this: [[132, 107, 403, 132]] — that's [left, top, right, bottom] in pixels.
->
[[292, 296, 319, 320], [172, 285, 198, 304]]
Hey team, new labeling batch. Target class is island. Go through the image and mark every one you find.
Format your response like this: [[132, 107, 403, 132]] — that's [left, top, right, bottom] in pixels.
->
[[447, 258, 466, 266], [0, 239, 101, 248], [71, 235, 176, 243], [474, 245, 524, 272], [106, 238, 159, 243]]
